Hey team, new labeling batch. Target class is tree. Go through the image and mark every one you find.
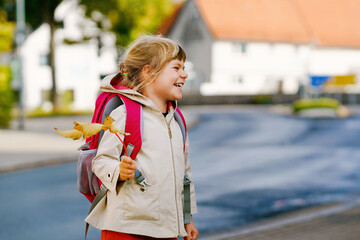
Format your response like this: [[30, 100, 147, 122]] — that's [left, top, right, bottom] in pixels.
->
[[0, 3, 15, 127], [2, 0, 63, 111], [79, 0, 174, 48]]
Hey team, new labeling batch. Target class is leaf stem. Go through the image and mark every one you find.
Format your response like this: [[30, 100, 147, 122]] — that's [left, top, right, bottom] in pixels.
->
[[115, 133, 128, 157]]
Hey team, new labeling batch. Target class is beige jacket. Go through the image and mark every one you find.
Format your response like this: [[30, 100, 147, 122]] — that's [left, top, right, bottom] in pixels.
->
[[85, 75, 197, 238]]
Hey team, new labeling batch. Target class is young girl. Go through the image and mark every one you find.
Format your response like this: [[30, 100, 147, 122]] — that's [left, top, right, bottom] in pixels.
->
[[85, 35, 198, 240]]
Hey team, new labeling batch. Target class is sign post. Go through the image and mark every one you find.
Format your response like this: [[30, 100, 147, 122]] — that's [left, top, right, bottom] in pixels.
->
[[16, 0, 26, 130]]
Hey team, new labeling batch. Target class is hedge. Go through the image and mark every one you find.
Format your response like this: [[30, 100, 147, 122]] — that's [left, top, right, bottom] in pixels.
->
[[292, 98, 340, 113], [0, 65, 13, 128]]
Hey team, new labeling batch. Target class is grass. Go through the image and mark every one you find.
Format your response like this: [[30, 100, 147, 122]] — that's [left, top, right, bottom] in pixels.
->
[[24, 107, 92, 118], [292, 98, 340, 113]]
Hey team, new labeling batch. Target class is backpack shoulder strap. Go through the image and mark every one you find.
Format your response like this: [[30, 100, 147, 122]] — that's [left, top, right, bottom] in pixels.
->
[[174, 108, 187, 148], [118, 95, 143, 159], [174, 108, 192, 224], [86, 92, 143, 158]]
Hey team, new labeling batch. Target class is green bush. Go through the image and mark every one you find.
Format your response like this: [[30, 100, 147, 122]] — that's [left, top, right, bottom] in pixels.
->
[[26, 108, 92, 118], [293, 98, 340, 113], [251, 95, 273, 104], [0, 65, 13, 128]]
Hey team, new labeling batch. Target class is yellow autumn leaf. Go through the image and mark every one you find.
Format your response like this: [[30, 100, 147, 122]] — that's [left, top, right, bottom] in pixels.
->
[[102, 116, 114, 131], [74, 122, 103, 139], [54, 128, 83, 140], [103, 116, 130, 135]]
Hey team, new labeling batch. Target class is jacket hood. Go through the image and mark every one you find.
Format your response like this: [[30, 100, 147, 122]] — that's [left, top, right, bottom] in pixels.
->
[[100, 73, 178, 113]]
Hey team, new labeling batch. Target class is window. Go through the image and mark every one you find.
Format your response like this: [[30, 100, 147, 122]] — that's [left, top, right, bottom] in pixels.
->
[[61, 89, 74, 106], [233, 42, 247, 53], [233, 75, 243, 84], [41, 89, 51, 102], [39, 54, 49, 66]]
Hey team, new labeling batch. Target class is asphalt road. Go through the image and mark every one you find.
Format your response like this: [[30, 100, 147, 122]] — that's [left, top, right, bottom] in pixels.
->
[[190, 106, 360, 233], [1, 106, 360, 239]]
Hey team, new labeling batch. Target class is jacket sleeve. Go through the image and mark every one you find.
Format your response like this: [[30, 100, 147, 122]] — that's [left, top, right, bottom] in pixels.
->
[[184, 134, 198, 215], [92, 105, 126, 194]]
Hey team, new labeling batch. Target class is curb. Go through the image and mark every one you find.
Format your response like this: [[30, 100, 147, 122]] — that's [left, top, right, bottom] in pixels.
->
[[198, 197, 360, 240], [0, 154, 78, 174]]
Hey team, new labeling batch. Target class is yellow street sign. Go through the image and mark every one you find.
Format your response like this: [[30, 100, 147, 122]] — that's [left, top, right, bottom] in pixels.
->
[[325, 75, 356, 86]]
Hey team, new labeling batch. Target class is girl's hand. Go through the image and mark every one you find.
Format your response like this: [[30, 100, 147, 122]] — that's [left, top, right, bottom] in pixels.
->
[[119, 156, 137, 181], [184, 216, 198, 240]]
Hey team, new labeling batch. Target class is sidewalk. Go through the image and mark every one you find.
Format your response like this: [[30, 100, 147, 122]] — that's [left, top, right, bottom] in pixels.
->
[[0, 115, 89, 173], [200, 197, 360, 240], [0, 110, 201, 174]]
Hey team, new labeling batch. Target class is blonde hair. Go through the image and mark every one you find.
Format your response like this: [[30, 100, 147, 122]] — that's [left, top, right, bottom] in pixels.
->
[[118, 35, 186, 92]]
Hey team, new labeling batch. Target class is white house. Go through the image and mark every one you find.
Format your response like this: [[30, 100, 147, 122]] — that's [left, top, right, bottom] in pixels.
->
[[160, 0, 360, 96], [21, 0, 117, 111]]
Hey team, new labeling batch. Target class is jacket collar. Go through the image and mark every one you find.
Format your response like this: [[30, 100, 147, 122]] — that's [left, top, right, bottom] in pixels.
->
[[100, 73, 178, 114]]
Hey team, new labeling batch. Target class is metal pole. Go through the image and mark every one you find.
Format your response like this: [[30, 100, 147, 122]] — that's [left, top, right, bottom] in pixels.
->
[[16, 0, 25, 130]]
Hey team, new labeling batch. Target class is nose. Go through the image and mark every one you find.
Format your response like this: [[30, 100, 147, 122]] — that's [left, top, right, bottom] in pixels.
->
[[181, 69, 188, 79]]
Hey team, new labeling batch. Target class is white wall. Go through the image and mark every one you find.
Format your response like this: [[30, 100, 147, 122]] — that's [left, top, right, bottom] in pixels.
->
[[201, 40, 360, 95], [56, 41, 100, 110], [20, 0, 117, 111], [201, 41, 305, 95], [22, 24, 53, 109], [21, 24, 102, 111]]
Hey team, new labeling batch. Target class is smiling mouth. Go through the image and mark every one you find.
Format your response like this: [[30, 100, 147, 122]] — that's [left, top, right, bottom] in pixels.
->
[[175, 83, 184, 88]]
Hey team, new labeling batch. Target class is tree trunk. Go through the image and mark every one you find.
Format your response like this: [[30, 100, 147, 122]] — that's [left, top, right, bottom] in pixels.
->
[[49, 22, 58, 112]]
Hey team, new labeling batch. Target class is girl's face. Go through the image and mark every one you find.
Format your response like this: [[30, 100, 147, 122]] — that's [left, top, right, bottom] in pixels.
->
[[144, 59, 188, 105]]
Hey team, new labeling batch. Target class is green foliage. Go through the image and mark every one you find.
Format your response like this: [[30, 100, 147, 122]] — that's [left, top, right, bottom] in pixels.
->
[[2, 0, 65, 111], [292, 98, 340, 113], [0, 21, 14, 53], [1, 0, 62, 28], [79, 0, 174, 47], [0, 1, 15, 53], [26, 107, 92, 118], [251, 95, 273, 104], [0, 65, 13, 128]]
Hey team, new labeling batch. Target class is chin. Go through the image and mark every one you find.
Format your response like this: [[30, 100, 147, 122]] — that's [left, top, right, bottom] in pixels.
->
[[174, 94, 183, 100]]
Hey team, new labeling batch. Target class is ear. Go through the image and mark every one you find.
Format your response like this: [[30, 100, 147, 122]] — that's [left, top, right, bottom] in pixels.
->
[[141, 65, 153, 79]]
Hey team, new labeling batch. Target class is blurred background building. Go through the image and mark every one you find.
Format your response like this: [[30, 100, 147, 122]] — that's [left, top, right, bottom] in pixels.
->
[[160, 0, 360, 98], [18, 0, 117, 111]]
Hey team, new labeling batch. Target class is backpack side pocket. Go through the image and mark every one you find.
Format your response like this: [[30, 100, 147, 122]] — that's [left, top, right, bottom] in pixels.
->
[[77, 149, 100, 196]]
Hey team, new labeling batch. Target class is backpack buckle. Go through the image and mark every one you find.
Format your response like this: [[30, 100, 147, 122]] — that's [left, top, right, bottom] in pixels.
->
[[135, 169, 151, 192], [184, 172, 191, 186], [139, 178, 151, 192]]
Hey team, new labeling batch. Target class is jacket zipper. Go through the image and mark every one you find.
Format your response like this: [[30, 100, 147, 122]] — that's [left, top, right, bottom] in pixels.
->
[[165, 115, 180, 236]]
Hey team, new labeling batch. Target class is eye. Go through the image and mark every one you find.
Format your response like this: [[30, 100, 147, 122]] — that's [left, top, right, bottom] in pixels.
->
[[174, 66, 179, 70]]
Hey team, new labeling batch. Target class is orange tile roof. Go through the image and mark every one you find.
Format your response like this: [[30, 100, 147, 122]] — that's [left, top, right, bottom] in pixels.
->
[[194, 0, 360, 48], [295, 0, 360, 48], [157, 2, 186, 36]]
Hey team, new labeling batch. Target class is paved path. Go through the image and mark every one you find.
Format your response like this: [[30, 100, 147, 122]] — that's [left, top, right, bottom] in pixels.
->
[[200, 198, 360, 239]]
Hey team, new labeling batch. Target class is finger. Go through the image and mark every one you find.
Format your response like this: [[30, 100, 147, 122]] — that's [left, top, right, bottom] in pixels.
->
[[120, 162, 133, 169], [194, 229, 199, 239], [121, 172, 135, 180], [121, 156, 133, 164], [131, 161, 137, 169], [130, 172, 135, 179], [193, 231, 198, 240], [119, 173, 131, 181], [120, 167, 134, 175]]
